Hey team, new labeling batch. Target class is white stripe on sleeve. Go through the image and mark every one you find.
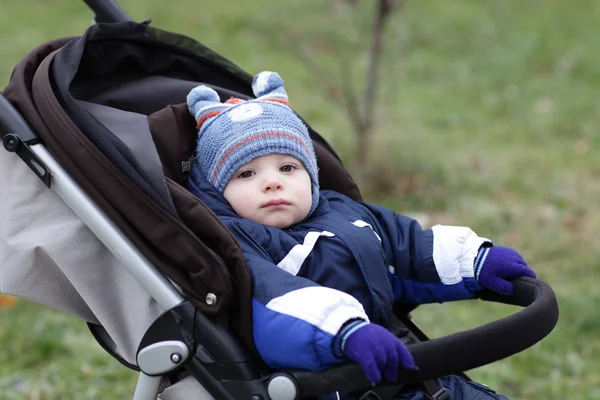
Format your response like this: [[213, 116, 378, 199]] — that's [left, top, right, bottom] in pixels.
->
[[431, 224, 490, 285], [266, 286, 369, 335]]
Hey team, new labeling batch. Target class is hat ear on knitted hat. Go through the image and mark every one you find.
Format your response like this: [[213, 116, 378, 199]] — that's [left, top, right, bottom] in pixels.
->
[[252, 71, 289, 104], [187, 85, 230, 130]]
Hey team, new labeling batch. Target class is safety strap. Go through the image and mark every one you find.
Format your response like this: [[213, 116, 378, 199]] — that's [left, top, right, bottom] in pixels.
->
[[423, 380, 450, 400]]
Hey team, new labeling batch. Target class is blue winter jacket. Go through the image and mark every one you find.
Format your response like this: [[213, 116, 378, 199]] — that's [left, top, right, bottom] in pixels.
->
[[187, 167, 490, 372]]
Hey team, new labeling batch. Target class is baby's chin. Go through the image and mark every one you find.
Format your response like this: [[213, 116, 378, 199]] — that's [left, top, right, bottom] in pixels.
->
[[262, 218, 295, 230], [259, 212, 307, 229]]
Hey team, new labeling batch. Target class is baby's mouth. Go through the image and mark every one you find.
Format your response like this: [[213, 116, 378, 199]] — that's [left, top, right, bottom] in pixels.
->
[[262, 199, 292, 208]]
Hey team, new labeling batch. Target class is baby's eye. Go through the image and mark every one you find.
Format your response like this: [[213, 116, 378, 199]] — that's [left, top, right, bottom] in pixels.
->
[[237, 170, 254, 179], [280, 164, 297, 173]]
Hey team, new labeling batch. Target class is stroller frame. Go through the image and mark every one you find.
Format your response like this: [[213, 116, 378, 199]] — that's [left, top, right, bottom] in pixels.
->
[[0, 1, 559, 399]]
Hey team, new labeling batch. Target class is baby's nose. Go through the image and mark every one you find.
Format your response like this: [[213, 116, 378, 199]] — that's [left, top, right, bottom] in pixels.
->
[[263, 177, 283, 191]]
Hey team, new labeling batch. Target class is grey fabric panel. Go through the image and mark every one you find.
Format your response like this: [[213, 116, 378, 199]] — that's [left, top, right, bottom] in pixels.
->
[[77, 75, 250, 116], [77, 100, 177, 214], [159, 375, 213, 400], [0, 147, 165, 365]]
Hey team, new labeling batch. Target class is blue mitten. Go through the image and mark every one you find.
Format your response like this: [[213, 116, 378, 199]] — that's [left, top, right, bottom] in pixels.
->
[[475, 246, 537, 295], [341, 322, 417, 385]]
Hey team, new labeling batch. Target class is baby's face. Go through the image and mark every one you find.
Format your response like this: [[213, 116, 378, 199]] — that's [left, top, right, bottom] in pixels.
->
[[223, 154, 312, 229]]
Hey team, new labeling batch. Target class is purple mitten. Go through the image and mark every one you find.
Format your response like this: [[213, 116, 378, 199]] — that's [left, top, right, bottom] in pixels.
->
[[341, 322, 417, 385], [475, 246, 537, 295]]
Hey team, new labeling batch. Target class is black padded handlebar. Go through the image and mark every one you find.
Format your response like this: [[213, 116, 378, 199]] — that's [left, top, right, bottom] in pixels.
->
[[82, 0, 133, 23], [290, 277, 559, 397]]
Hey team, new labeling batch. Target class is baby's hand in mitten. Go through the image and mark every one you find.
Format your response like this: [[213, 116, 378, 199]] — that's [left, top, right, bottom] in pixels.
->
[[475, 246, 537, 296], [342, 322, 417, 385]]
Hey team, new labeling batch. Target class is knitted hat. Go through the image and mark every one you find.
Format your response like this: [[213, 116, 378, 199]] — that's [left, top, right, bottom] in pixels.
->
[[187, 71, 320, 215]]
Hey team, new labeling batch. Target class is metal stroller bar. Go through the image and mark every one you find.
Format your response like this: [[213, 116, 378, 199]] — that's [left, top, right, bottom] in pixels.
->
[[32, 140, 184, 400], [2, 90, 179, 311], [2, 91, 182, 309], [30, 143, 185, 310]]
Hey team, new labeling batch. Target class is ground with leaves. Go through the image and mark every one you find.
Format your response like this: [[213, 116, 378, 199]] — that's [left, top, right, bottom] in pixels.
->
[[1, 0, 599, 399]]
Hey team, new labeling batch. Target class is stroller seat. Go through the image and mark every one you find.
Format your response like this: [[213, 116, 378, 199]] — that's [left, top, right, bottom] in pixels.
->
[[0, 15, 558, 400]]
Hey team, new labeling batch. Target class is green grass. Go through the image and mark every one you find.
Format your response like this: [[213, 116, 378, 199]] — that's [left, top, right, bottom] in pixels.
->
[[0, 302, 138, 399], [1, 0, 599, 398]]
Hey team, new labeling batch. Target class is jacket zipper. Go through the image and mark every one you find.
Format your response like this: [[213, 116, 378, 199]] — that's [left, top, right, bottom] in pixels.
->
[[311, 222, 383, 323]]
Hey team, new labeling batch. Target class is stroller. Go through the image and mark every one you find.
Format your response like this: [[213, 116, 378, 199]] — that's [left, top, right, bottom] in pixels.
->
[[0, 1, 559, 399]]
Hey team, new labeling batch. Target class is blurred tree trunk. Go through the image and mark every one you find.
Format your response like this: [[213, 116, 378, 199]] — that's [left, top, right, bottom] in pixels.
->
[[291, 0, 404, 184], [355, 0, 398, 175], [254, 0, 406, 185]]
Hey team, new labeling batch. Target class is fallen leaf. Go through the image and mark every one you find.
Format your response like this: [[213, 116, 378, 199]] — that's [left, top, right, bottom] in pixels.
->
[[0, 294, 17, 309], [573, 139, 590, 155]]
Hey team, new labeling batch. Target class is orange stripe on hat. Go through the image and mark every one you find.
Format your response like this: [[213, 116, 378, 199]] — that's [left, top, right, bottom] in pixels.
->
[[211, 132, 314, 183], [197, 110, 222, 130], [225, 97, 244, 104], [260, 97, 291, 107]]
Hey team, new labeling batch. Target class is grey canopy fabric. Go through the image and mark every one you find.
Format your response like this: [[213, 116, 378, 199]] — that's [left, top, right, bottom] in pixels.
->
[[0, 146, 164, 364]]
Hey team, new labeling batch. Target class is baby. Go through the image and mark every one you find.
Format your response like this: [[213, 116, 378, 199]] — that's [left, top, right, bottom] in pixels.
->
[[186, 71, 534, 399]]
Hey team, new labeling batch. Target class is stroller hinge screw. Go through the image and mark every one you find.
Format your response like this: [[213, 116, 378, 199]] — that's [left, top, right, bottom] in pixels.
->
[[170, 353, 182, 363], [4, 135, 18, 152], [206, 293, 217, 305]]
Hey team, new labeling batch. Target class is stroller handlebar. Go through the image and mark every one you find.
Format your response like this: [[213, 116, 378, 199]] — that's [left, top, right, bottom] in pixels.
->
[[82, 0, 133, 23], [289, 276, 559, 397]]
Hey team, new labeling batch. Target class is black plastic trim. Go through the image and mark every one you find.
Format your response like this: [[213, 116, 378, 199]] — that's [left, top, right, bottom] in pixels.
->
[[88, 322, 140, 371], [137, 301, 274, 400], [2, 133, 51, 187]]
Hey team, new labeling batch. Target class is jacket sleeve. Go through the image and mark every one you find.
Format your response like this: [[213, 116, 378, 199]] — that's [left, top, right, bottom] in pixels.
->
[[226, 220, 370, 371], [350, 200, 491, 304]]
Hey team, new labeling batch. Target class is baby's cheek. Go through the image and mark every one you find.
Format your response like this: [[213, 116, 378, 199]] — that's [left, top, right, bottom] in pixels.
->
[[294, 186, 312, 211], [242, 190, 259, 203], [230, 191, 257, 215]]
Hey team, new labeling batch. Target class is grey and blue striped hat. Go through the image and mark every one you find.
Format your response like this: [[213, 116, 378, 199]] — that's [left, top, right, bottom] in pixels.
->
[[187, 71, 319, 215]]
